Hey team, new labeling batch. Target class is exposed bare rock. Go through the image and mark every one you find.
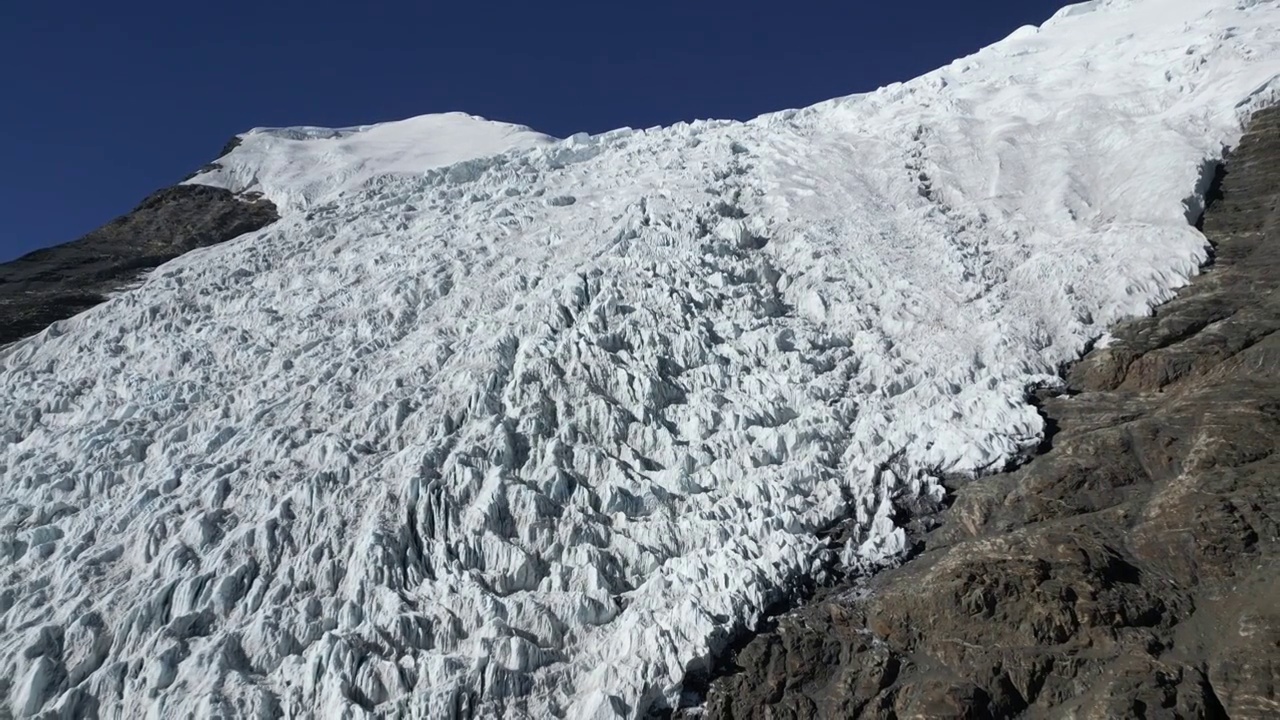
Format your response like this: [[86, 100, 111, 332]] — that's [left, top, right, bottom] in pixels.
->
[[701, 104, 1280, 720], [0, 181, 277, 347]]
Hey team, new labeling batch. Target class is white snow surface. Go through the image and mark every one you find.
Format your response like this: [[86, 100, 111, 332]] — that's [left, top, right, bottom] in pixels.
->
[[3, 0, 1280, 717], [186, 112, 557, 212]]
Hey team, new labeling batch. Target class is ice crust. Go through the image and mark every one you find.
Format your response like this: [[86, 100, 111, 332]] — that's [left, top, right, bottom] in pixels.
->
[[3, 1, 1280, 717]]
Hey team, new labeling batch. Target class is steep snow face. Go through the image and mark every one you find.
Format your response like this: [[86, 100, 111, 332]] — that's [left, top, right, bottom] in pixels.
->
[[3, 1, 1279, 718], [186, 112, 557, 211]]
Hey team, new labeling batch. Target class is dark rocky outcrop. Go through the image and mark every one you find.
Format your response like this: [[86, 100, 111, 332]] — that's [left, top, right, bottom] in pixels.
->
[[700, 105, 1280, 719], [0, 169, 276, 347]]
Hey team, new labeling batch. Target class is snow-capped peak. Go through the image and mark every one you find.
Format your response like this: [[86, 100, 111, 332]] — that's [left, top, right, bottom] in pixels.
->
[[186, 111, 556, 211], [3, 1, 1280, 718]]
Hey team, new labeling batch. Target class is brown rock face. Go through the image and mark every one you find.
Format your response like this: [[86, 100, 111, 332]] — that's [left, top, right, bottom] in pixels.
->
[[700, 106, 1280, 720], [0, 182, 277, 347]]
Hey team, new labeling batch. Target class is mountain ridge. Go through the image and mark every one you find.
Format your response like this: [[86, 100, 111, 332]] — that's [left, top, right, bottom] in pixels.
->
[[0, 184, 277, 347], [2, 1, 1279, 717]]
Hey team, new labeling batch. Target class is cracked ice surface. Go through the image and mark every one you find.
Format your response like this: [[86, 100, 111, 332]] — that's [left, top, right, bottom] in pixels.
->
[[3, 0, 1280, 717]]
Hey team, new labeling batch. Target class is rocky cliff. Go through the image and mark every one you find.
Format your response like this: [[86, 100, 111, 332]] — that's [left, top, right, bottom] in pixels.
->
[[0, 150, 277, 347], [701, 104, 1280, 720]]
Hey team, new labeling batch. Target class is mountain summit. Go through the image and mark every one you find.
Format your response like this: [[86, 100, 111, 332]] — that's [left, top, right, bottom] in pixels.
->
[[187, 113, 556, 212], [2, 1, 1279, 718]]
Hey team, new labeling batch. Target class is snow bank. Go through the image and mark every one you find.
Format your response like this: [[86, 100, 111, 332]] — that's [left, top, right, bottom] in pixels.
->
[[3, 0, 1279, 718]]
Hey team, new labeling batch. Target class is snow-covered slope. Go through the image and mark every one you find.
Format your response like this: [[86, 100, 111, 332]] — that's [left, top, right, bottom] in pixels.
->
[[187, 112, 556, 211], [3, 0, 1279, 718]]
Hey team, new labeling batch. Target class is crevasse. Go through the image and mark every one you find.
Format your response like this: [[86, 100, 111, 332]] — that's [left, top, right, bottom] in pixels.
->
[[2, 1, 1279, 717]]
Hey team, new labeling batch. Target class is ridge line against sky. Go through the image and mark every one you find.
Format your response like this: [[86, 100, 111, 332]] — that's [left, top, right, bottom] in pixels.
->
[[1, 0, 1069, 262]]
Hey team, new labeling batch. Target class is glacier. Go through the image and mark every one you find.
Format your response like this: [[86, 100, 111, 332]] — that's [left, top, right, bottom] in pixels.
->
[[2, 0, 1280, 717]]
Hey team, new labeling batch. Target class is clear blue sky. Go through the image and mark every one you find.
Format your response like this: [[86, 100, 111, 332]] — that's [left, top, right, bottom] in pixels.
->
[[1, 0, 1068, 261]]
